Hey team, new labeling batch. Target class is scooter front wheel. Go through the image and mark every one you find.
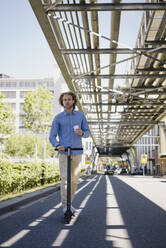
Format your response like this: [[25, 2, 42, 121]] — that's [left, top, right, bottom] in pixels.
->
[[64, 210, 74, 224]]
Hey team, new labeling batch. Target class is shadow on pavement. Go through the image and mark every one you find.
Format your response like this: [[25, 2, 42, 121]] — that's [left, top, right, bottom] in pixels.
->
[[57, 175, 113, 248], [1, 175, 166, 248], [109, 176, 166, 248], [0, 176, 113, 248]]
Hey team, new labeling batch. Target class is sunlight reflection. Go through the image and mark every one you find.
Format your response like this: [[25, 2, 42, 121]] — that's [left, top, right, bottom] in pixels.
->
[[52, 230, 70, 247], [0, 175, 99, 247], [28, 177, 97, 228], [29, 203, 61, 227], [0, 229, 30, 247], [79, 176, 101, 209], [105, 176, 132, 248], [76, 175, 98, 194], [51, 176, 102, 246]]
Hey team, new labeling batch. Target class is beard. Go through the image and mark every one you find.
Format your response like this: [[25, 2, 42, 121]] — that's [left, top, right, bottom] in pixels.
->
[[64, 103, 73, 110]]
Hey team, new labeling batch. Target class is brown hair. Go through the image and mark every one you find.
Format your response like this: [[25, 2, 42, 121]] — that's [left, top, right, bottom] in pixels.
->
[[59, 91, 77, 109]]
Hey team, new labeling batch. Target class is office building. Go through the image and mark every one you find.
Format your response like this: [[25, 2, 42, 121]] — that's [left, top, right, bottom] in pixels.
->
[[0, 75, 61, 132]]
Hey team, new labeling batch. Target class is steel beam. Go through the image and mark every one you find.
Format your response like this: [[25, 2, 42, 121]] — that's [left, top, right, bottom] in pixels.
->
[[131, 86, 166, 89], [87, 111, 163, 113], [136, 68, 166, 72], [60, 48, 160, 54], [88, 118, 154, 122], [78, 90, 166, 95], [87, 112, 163, 116], [145, 40, 166, 45], [83, 102, 166, 106], [76, 74, 166, 79], [133, 144, 160, 147], [88, 121, 159, 125], [28, 0, 96, 144], [47, 3, 166, 12]]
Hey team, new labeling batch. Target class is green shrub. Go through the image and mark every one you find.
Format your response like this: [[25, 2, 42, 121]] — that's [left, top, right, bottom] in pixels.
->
[[0, 160, 60, 195]]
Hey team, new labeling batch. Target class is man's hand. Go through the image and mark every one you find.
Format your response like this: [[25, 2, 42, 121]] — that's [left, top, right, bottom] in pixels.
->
[[75, 128, 83, 136], [57, 145, 65, 151]]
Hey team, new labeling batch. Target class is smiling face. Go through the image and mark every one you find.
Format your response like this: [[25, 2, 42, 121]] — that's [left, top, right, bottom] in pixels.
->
[[62, 94, 75, 112]]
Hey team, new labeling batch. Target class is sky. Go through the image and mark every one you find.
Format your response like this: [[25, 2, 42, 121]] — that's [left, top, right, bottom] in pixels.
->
[[1, 0, 59, 79], [0, 0, 144, 82]]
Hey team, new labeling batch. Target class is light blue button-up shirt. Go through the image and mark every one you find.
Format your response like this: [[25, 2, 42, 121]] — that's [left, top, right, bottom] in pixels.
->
[[49, 110, 90, 156]]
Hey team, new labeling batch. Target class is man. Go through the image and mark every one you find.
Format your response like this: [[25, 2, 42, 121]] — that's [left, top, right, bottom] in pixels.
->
[[49, 91, 90, 215]]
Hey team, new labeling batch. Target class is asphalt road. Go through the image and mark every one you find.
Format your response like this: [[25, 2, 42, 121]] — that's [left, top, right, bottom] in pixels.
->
[[0, 175, 166, 248]]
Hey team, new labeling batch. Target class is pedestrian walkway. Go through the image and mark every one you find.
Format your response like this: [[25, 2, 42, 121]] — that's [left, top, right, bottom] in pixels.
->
[[0, 175, 166, 248]]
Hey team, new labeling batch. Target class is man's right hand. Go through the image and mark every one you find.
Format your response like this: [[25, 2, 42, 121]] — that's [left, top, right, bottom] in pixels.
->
[[56, 145, 65, 151]]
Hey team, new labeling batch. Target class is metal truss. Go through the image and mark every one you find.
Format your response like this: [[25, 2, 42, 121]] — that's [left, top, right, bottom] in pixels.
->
[[29, 0, 166, 154]]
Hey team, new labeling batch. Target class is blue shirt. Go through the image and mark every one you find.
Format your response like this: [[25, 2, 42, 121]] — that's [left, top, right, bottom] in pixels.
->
[[49, 110, 90, 156]]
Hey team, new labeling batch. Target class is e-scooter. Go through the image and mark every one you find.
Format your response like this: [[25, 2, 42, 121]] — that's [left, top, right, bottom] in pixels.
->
[[55, 147, 83, 223]]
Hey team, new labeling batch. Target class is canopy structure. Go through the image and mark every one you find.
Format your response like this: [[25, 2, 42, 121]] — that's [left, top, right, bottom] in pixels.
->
[[29, 0, 166, 155]]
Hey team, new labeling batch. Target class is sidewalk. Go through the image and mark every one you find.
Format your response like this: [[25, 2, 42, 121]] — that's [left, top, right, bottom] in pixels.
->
[[0, 184, 60, 216]]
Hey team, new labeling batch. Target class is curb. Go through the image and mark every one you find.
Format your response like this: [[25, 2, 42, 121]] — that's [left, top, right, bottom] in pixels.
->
[[0, 174, 94, 216], [0, 184, 60, 216]]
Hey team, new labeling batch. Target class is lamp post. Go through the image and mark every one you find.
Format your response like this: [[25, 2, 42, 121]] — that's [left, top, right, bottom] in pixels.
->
[[43, 122, 50, 161], [43, 132, 47, 161]]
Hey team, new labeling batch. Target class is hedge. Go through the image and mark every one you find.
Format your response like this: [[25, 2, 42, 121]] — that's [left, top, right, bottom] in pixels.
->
[[0, 160, 60, 195]]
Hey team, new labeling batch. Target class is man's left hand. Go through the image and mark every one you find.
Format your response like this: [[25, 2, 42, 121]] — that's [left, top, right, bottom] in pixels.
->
[[75, 128, 83, 136]]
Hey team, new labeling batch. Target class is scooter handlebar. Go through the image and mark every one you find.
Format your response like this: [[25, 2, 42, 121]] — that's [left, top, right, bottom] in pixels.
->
[[54, 147, 83, 151]]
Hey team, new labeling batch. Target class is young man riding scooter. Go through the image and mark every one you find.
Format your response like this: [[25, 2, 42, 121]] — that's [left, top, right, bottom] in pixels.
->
[[49, 91, 90, 216]]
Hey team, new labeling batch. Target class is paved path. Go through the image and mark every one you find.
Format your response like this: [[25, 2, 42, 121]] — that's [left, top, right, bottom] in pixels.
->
[[0, 175, 166, 248]]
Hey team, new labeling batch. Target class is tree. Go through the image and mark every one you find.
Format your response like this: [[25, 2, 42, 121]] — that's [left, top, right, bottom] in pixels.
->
[[4, 133, 35, 157], [22, 85, 54, 159], [0, 94, 14, 144], [4, 133, 54, 159], [22, 85, 54, 133]]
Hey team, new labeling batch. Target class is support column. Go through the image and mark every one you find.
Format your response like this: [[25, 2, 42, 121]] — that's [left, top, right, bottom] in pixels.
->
[[159, 117, 166, 176]]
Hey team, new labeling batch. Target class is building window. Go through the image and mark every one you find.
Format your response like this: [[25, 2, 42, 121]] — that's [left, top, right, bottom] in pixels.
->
[[20, 103, 25, 114], [19, 81, 36, 87], [47, 81, 54, 87], [10, 103, 16, 110], [0, 81, 17, 87], [20, 91, 28, 98], [1, 91, 16, 98], [19, 116, 26, 129]]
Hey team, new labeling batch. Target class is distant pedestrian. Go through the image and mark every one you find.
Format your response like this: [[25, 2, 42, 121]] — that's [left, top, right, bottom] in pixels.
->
[[86, 165, 91, 175], [49, 91, 90, 215]]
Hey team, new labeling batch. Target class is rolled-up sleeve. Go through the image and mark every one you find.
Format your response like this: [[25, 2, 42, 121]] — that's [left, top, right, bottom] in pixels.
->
[[49, 117, 59, 147], [81, 112, 90, 138]]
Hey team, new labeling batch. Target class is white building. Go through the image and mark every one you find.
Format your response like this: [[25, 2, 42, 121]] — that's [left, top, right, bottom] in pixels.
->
[[0, 75, 62, 132], [0, 74, 93, 164]]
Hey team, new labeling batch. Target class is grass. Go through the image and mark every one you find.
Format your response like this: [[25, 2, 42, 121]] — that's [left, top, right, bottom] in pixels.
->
[[0, 181, 60, 202]]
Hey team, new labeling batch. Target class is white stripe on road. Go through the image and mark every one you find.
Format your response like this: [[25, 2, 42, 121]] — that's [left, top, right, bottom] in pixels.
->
[[29, 203, 61, 227], [79, 176, 101, 209], [29, 176, 98, 227], [0, 176, 98, 246], [51, 175, 102, 246], [51, 229, 70, 247], [105, 176, 132, 248], [0, 229, 30, 247]]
